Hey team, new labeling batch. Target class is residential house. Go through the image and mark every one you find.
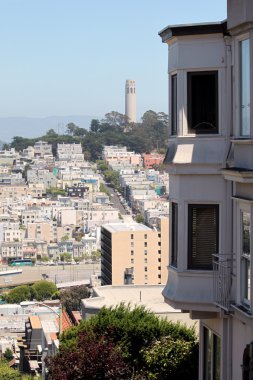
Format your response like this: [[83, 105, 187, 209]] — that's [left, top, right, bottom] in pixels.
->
[[159, 1, 253, 378]]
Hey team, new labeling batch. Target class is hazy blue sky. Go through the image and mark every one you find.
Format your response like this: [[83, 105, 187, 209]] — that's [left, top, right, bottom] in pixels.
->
[[1, 0, 227, 120]]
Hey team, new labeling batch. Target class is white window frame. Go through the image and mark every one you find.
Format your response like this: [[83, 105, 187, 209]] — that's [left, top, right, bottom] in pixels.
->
[[234, 33, 251, 138], [239, 204, 252, 309]]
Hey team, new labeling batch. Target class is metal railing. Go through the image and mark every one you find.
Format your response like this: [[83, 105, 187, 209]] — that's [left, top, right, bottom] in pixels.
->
[[213, 254, 235, 312]]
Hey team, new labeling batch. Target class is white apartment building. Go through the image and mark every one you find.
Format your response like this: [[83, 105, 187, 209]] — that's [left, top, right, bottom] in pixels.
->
[[159, 1, 253, 379], [34, 141, 52, 158], [102, 145, 142, 168], [57, 143, 84, 161]]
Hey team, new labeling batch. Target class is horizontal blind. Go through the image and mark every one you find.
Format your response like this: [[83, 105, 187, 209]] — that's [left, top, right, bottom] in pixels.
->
[[188, 204, 219, 270]]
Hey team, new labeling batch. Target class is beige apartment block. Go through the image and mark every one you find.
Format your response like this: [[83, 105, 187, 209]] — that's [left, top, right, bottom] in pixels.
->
[[0, 186, 29, 200], [101, 217, 168, 286], [26, 221, 56, 243]]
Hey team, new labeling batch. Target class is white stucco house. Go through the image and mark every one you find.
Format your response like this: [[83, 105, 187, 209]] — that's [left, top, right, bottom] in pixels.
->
[[159, 0, 253, 379]]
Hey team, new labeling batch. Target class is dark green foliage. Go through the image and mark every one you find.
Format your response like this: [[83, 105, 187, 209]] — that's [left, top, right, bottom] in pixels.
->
[[3, 348, 14, 361], [59, 285, 90, 311], [58, 304, 198, 379], [5, 285, 31, 303], [99, 182, 110, 196], [9, 110, 168, 162], [135, 214, 144, 224], [31, 280, 57, 301], [103, 169, 120, 189]]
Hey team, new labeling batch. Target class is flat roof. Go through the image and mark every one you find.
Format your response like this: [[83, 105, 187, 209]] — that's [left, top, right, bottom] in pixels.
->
[[30, 316, 42, 329], [82, 285, 197, 328], [102, 223, 151, 233]]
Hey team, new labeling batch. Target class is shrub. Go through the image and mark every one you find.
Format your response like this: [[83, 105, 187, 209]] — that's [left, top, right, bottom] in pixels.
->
[[5, 286, 31, 303], [32, 280, 57, 301]]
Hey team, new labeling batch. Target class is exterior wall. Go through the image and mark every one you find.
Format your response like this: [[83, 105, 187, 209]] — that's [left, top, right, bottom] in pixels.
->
[[143, 153, 165, 169], [159, 3, 253, 379], [101, 218, 169, 286], [27, 222, 52, 243]]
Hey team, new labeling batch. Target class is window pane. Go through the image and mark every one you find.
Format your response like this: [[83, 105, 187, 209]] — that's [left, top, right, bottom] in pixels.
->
[[171, 74, 177, 135], [240, 39, 250, 136], [213, 335, 221, 380], [203, 327, 221, 380], [171, 202, 178, 267], [241, 212, 251, 305], [187, 71, 218, 134], [188, 205, 219, 270]]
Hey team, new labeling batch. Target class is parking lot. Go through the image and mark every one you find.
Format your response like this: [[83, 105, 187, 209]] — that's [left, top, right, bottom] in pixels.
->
[[0, 262, 101, 288]]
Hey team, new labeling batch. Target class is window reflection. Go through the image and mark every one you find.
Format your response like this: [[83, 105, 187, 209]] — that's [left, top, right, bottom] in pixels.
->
[[240, 39, 250, 136]]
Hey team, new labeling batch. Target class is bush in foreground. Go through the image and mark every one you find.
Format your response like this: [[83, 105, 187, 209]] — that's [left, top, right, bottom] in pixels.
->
[[48, 304, 198, 379]]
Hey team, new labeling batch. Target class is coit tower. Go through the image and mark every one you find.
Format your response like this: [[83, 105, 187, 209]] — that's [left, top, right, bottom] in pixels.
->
[[125, 80, 136, 123]]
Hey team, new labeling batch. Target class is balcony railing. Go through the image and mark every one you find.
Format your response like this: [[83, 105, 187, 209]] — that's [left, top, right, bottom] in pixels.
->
[[213, 254, 235, 312]]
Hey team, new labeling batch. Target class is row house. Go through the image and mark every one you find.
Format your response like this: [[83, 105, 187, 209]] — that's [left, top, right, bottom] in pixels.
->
[[27, 169, 57, 189], [159, 0, 253, 378], [1, 242, 23, 262]]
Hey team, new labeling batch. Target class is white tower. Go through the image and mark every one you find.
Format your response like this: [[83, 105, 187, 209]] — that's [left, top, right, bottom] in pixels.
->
[[125, 80, 136, 123]]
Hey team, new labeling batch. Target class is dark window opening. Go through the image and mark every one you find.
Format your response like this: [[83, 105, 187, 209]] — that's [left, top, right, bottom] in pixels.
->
[[171, 74, 177, 135], [187, 71, 218, 134], [171, 202, 178, 268], [188, 204, 219, 270]]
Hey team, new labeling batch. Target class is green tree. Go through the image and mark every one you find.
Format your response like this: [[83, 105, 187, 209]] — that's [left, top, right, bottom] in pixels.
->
[[99, 183, 110, 196], [0, 360, 22, 379], [90, 119, 100, 133], [135, 214, 144, 224], [59, 304, 198, 379], [32, 280, 57, 301], [91, 250, 101, 261], [103, 111, 129, 127], [59, 285, 90, 311], [60, 253, 72, 262], [140, 336, 198, 380], [3, 348, 14, 361], [61, 235, 70, 242], [5, 285, 31, 303]]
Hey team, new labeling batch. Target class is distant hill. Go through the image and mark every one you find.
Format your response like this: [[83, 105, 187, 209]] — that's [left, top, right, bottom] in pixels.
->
[[0, 115, 97, 143]]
